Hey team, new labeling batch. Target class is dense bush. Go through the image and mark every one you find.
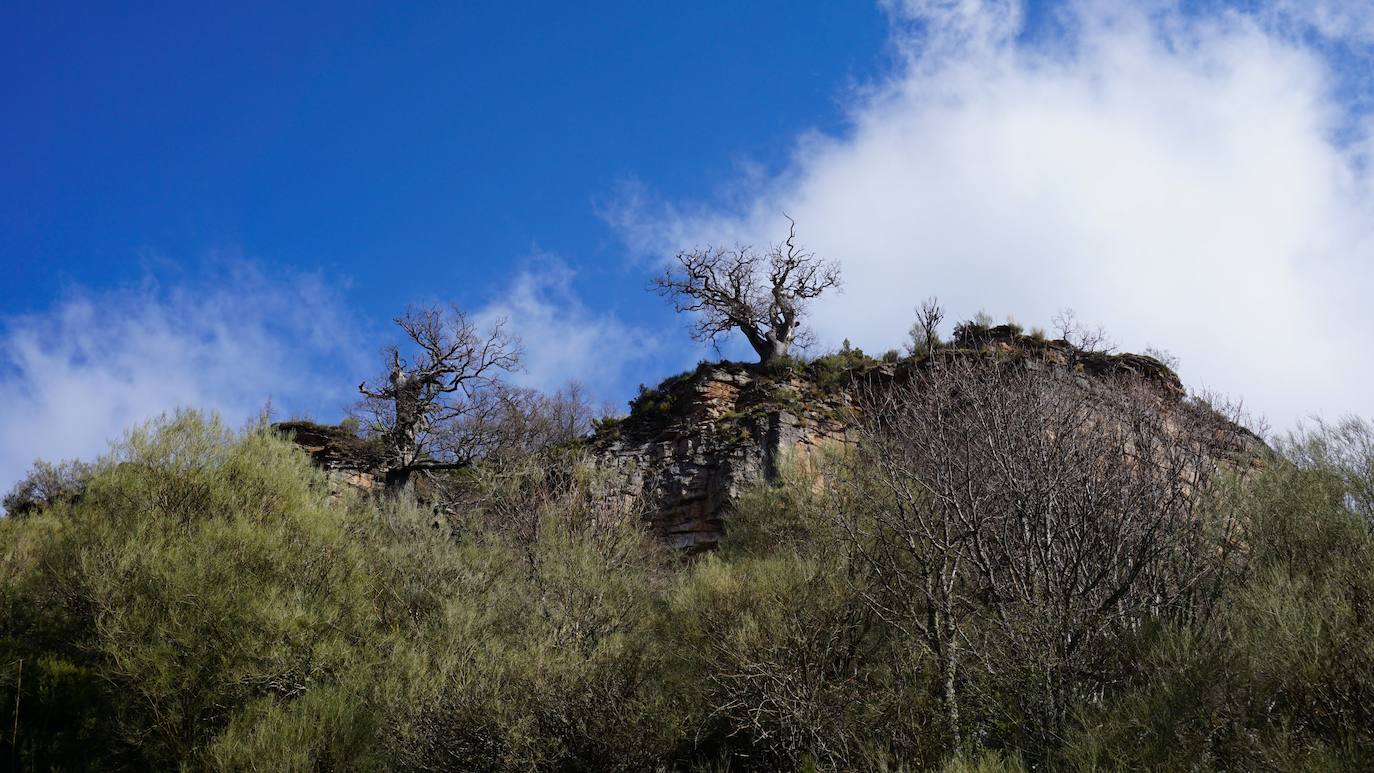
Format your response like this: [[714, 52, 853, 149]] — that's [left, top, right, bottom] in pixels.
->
[[1066, 429, 1374, 770], [0, 412, 684, 771], [1, 458, 92, 516], [3, 408, 1374, 770]]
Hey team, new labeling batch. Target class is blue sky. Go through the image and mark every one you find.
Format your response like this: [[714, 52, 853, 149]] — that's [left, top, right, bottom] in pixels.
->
[[1, 2, 887, 319], [5, 1, 1374, 493]]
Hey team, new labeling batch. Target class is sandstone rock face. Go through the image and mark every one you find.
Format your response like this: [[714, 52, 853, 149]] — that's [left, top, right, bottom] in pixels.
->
[[591, 364, 854, 550], [273, 421, 384, 498], [590, 327, 1260, 551], [275, 327, 1260, 552]]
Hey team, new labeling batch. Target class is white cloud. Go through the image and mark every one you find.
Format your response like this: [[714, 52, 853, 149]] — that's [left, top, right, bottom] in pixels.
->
[[1265, 0, 1374, 44], [0, 264, 368, 497], [473, 259, 657, 398], [0, 255, 656, 501], [616, 0, 1374, 430]]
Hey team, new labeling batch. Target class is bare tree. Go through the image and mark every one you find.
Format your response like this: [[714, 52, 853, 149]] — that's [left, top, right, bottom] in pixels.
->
[[906, 296, 945, 358], [837, 356, 1242, 748], [1052, 308, 1113, 355], [653, 217, 841, 364], [356, 305, 520, 492]]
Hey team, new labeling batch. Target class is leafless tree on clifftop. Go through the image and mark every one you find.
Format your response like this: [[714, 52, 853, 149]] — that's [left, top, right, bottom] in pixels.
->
[[357, 305, 520, 492], [653, 217, 841, 364], [907, 296, 945, 357]]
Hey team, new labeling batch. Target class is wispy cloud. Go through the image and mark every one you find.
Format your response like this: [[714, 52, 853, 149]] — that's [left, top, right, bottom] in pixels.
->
[[614, 0, 1374, 429], [1265, 0, 1374, 44], [0, 263, 369, 496], [473, 257, 658, 398]]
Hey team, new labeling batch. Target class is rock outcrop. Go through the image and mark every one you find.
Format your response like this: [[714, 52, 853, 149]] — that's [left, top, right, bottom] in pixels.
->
[[589, 326, 1260, 550], [590, 363, 855, 550], [272, 421, 385, 497], [275, 326, 1262, 552]]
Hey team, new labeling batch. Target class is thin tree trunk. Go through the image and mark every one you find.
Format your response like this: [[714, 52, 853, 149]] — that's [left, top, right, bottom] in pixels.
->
[[942, 643, 961, 749]]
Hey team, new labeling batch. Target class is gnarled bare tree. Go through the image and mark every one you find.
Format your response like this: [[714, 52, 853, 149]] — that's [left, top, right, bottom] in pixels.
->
[[653, 218, 840, 364], [356, 305, 520, 492]]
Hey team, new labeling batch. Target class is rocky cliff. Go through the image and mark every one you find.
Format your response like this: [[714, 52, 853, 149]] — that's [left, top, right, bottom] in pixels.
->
[[587, 325, 1259, 550], [277, 326, 1261, 551], [590, 362, 856, 550]]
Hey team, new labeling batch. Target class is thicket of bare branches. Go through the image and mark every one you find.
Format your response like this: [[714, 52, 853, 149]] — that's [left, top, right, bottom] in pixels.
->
[[837, 356, 1245, 748], [474, 382, 608, 463], [653, 218, 841, 364], [1052, 308, 1114, 358]]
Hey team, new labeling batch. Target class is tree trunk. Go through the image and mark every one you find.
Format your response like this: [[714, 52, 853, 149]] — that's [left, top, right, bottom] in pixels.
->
[[386, 375, 423, 496], [942, 646, 962, 750], [752, 332, 791, 364], [384, 466, 415, 497]]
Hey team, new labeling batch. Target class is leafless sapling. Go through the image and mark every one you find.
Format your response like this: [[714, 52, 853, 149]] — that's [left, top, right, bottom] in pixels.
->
[[907, 296, 945, 358]]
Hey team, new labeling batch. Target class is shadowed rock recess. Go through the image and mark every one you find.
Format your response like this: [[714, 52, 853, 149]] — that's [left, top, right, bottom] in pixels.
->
[[278, 326, 1263, 551]]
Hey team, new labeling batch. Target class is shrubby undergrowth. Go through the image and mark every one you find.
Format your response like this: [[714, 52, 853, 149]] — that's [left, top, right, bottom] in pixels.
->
[[3, 407, 1374, 770]]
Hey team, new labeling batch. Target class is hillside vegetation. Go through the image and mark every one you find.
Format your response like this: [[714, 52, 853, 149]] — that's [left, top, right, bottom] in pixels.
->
[[2, 362, 1374, 769]]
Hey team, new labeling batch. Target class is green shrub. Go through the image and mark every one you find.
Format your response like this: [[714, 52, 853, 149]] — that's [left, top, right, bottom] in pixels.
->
[[0, 411, 387, 768], [806, 347, 878, 392], [6, 406, 1374, 770], [375, 457, 689, 772], [678, 467, 946, 771], [629, 377, 686, 417], [206, 686, 380, 770], [668, 554, 894, 770], [1066, 441, 1374, 770], [2, 458, 94, 516], [939, 750, 1027, 773]]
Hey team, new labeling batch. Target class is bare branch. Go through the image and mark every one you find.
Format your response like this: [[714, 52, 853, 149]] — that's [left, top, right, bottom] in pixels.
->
[[836, 356, 1242, 745], [907, 296, 945, 358]]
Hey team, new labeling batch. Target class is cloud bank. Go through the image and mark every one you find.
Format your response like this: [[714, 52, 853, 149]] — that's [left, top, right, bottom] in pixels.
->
[[0, 260, 653, 500], [0, 265, 369, 497], [616, 0, 1374, 429]]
